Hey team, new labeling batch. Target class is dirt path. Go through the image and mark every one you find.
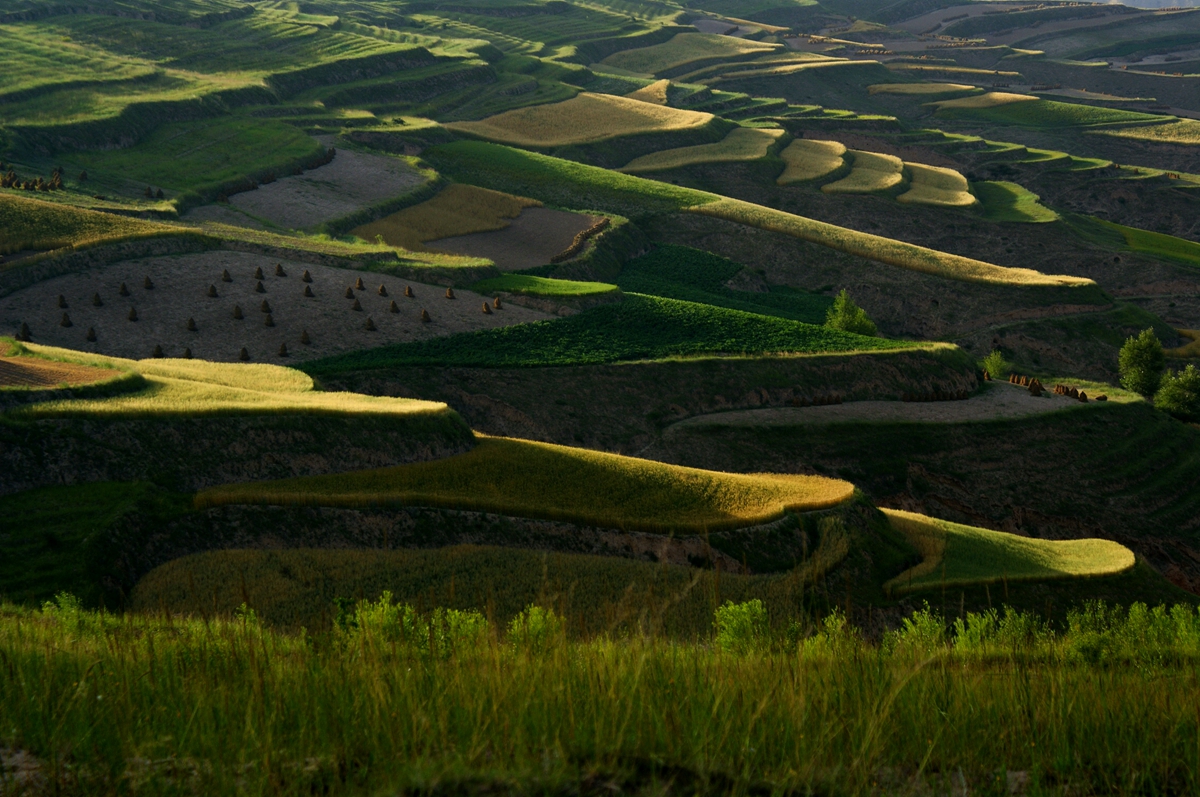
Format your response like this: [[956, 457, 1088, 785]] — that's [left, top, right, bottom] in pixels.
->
[[663, 382, 1113, 434], [183, 149, 426, 232], [0, 251, 552, 363], [430, 208, 603, 271]]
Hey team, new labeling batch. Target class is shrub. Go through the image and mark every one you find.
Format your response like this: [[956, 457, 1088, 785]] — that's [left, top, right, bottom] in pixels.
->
[[980, 349, 1010, 379], [1119, 328, 1164, 396], [1154, 364, 1200, 421], [885, 603, 945, 655], [508, 605, 564, 654], [824, 290, 877, 337], [714, 599, 769, 654]]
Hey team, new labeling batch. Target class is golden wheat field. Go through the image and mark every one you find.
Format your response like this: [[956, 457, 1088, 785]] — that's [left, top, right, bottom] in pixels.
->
[[867, 82, 978, 95], [929, 91, 1038, 110], [1093, 119, 1200, 145], [445, 93, 715, 148], [0, 193, 184, 256], [881, 509, 1136, 595], [619, 127, 784, 173], [776, 139, 847, 185], [897, 163, 977, 208], [688, 198, 1095, 286], [624, 78, 671, 105], [821, 150, 904, 194], [351, 184, 540, 251], [600, 32, 778, 76], [194, 435, 856, 533], [13, 343, 449, 418]]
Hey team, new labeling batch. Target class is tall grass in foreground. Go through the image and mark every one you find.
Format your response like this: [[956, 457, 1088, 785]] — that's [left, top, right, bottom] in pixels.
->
[[6, 597, 1200, 795]]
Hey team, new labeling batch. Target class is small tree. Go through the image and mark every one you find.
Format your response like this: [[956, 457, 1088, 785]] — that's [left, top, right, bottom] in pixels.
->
[[1118, 328, 1165, 396], [714, 599, 769, 654], [825, 290, 877, 337], [1154, 364, 1200, 422], [980, 349, 1010, 379]]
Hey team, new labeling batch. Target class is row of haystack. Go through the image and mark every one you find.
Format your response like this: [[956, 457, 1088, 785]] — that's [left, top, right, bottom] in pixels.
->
[[901, 389, 970, 402], [551, 217, 610, 264], [1053, 383, 1107, 403], [1009, 373, 1045, 396]]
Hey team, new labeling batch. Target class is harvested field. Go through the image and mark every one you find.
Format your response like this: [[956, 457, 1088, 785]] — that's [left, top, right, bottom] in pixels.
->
[[445, 93, 715, 148], [351, 184, 541, 252], [0, 251, 552, 363], [0, 354, 117, 389], [428, 207, 604, 272], [821, 150, 904, 195], [776, 139, 847, 185], [897, 163, 977, 208], [868, 83, 978, 95], [203, 149, 427, 231], [619, 127, 784, 173], [600, 33, 779, 76], [625, 78, 670, 105], [663, 381, 1115, 435]]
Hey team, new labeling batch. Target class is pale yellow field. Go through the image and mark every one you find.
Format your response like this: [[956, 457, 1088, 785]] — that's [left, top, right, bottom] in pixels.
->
[[776, 139, 847, 184], [625, 78, 670, 105], [929, 91, 1037, 110], [1093, 119, 1200, 145], [882, 509, 1135, 595], [868, 82, 978, 95], [352, 184, 540, 251], [13, 343, 448, 419], [600, 32, 778, 76], [821, 150, 904, 194], [445, 93, 715, 148], [897, 162, 977, 208], [688, 197, 1094, 287], [195, 435, 856, 534], [620, 127, 784, 173]]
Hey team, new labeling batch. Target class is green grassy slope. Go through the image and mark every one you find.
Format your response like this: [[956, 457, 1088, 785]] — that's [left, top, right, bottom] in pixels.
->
[[302, 293, 908, 374]]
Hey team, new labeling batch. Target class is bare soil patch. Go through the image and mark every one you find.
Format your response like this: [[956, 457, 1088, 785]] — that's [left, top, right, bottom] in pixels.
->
[[664, 381, 1106, 434], [0, 251, 552, 363], [184, 149, 426, 231], [430, 207, 604, 271], [0, 356, 116, 388]]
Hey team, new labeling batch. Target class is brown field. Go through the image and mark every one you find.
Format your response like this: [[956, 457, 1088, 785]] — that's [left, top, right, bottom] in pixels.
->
[[625, 79, 671, 105], [444, 93, 714, 148], [351, 184, 541, 252], [0, 251, 552, 363], [430, 208, 604, 272], [0, 355, 117, 388]]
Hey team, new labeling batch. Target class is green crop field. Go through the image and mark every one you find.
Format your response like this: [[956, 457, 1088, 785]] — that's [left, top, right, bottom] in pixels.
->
[[303, 293, 906, 374], [932, 95, 1166, 129], [195, 435, 855, 533], [974, 181, 1059, 223], [1075, 217, 1200, 269], [691, 198, 1090, 286], [12, 344, 451, 419], [599, 32, 779, 76], [0, 194, 185, 255], [614, 245, 833, 323], [1094, 119, 1200, 145], [470, 274, 619, 297], [884, 509, 1135, 595], [619, 127, 784, 173]]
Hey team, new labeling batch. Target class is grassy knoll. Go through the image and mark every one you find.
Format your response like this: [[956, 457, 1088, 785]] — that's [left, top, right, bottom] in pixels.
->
[[195, 435, 854, 533], [618, 127, 784, 173], [974, 181, 1059, 223], [445, 93, 715, 148], [690, 198, 1091, 286], [614, 245, 833, 324], [599, 32, 779, 76], [425, 140, 713, 218], [73, 117, 322, 201], [351, 184, 540, 251], [0, 482, 189, 606], [10, 344, 450, 419], [821, 150, 904, 195], [883, 509, 1135, 596], [0, 194, 186, 256], [897, 163, 976, 208], [470, 274, 619, 297], [1093, 119, 1200, 145], [931, 95, 1166, 128], [303, 293, 905, 373], [776, 138, 847, 185]]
